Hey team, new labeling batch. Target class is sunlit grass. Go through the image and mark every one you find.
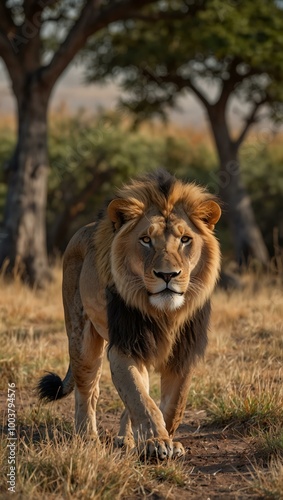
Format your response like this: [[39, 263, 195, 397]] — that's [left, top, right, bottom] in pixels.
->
[[1, 430, 163, 499], [248, 460, 283, 500], [206, 380, 283, 430], [1, 410, 189, 499], [255, 426, 283, 464], [0, 267, 283, 497]]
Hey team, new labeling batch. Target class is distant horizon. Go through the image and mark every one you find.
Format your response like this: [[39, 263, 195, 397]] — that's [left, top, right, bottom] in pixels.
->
[[1, 62, 279, 140], [0, 63, 207, 129]]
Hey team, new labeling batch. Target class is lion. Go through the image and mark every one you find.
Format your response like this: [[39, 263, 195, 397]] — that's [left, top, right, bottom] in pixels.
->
[[38, 169, 221, 460]]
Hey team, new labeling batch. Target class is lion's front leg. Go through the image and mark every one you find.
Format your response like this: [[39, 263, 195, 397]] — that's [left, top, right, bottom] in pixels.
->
[[160, 367, 192, 438], [108, 347, 176, 460], [108, 347, 166, 440]]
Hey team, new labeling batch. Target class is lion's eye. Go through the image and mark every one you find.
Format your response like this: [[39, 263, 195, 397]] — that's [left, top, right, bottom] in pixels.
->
[[140, 236, 151, 246], [181, 235, 192, 245]]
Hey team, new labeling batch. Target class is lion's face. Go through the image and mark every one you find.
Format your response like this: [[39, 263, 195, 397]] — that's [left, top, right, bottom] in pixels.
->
[[104, 173, 221, 317], [108, 206, 220, 316], [120, 209, 205, 311]]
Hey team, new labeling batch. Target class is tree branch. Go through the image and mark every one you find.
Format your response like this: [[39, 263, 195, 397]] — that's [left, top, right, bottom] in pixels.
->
[[29, 0, 60, 10], [187, 80, 210, 109], [217, 58, 259, 112], [0, 3, 16, 35], [23, 0, 37, 17], [127, 10, 196, 22], [24, 0, 61, 19], [41, 0, 158, 90], [217, 58, 243, 109], [233, 98, 268, 148], [19, 2, 44, 69], [141, 66, 211, 110], [0, 32, 23, 85]]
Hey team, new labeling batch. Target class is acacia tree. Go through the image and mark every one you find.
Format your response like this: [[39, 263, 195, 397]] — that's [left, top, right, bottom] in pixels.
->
[[0, 0, 166, 286], [86, 0, 283, 266]]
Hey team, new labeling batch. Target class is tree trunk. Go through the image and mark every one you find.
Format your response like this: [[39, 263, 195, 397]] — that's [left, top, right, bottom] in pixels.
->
[[208, 111, 269, 267], [48, 164, 110, 254], [0, 83, 51, 286]]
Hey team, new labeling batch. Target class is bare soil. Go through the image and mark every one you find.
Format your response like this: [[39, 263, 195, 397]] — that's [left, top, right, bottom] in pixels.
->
[[176, 416, 255, 499], [107, 409, 257, 500], [2, 391, 261, 500]]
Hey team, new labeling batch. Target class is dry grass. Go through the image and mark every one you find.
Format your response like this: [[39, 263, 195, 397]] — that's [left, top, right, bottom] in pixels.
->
[[0, 266, 282, 498], [0, 269, 66, 391], [2, 106, 283, 146], [3, 433, 185, 499], [192, 283, 283, 426], [248, 460, 283, 500]]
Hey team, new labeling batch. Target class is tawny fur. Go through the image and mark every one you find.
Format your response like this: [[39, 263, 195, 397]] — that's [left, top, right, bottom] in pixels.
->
[[38, 170, 221, 460]]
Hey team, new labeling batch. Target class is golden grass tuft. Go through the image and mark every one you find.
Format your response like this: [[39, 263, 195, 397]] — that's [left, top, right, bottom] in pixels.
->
[[248, 460, 283, 499], [1, 430, 173, 499], [0, 267, 66, 390]]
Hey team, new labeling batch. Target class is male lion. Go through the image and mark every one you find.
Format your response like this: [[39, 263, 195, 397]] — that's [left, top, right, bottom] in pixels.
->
[[38, 169, 221, 460]]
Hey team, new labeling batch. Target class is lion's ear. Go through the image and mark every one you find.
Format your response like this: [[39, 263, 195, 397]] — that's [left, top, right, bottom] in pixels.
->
[[194, 200, 221, 230], [107, 199, 128, 229], [107, 198, 144, 230]]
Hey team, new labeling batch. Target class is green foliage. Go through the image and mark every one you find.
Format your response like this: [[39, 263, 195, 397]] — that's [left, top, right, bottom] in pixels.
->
[[85, 0, 283, 122], [0, 128, 14, 174], [241, 141, 283, 252], [0, 113, 282, 255], [45, 112, 223, 251], [46, 113, 283, 255], [46, 111, 164, 248], [4, 1, 87, 64]]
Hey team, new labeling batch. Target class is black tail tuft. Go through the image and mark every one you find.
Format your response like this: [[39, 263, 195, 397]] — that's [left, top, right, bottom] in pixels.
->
[[37, 372, 65, 402]]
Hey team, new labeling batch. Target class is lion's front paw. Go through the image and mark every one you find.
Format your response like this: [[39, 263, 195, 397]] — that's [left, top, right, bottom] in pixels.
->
[[114, 435, 135, 450], [139, 438, 185, 461]]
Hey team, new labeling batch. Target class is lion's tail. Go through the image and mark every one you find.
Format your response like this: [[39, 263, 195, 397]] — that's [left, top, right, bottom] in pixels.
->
[[37, 364, 74, 402]]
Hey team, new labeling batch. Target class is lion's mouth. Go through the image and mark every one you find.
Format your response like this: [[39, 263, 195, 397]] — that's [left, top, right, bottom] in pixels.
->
[[148, 288, 184, 297]]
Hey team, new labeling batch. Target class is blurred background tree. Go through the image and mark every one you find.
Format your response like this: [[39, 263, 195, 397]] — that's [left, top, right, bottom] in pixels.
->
[[0, 110, 282, 266], [85, 0, 283, 267], [0, 0, 162, 286]]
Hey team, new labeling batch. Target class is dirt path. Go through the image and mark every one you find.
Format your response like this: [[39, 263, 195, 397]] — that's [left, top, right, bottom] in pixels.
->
[[175, 412, 255, 499], [101, 407, 256, 499], [2, 393, 259, 499]]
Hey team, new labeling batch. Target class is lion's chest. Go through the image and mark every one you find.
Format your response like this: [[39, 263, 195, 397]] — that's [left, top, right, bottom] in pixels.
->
[[106, 288, 178, 368]]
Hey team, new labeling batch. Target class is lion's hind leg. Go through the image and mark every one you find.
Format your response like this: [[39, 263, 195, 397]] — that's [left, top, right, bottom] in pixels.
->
[[71, 320, 105, 438], [114, 409, 135, 449]]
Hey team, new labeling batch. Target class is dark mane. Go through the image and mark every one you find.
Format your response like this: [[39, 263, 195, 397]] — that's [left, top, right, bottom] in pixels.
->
[[107, 285, 211, 373], [146, 168, 176, 199], [106, 287, 162, 363], [166, 300, 210, 373]]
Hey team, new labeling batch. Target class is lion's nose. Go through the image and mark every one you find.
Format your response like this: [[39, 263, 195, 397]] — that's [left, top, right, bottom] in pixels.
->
[[153, 270, 181, 283]]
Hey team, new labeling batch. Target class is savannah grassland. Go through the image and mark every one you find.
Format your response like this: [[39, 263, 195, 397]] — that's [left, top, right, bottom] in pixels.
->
[[0, 266, 282, 499], [0, 114, 283, 499]]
